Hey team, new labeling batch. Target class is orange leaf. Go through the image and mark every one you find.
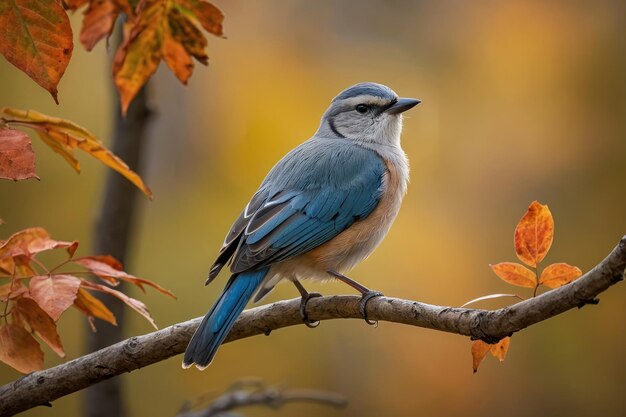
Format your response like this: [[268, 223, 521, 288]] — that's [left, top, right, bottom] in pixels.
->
[[0, 282, 28, 300], [73, 287, 117, 326], [489, 337, 510, 361], [28, 275, 81, 321], [113, 0, 223, 114], [471, 337, 511, 372], [0, 0, 73, 103], [13, 298, 65, 357], [72, 0, 133, 51], [490, 262, 537, 288], [1, 108, 152, 198], [0, 324, 44, 373], [73, 256, 176, 298], [80, 281, 157, 329], [514, 201, 554, 267], [471, 340, 491, 373], [177, 0, 224, 36], [0, 227, 78, 260], [0, 127, 38, 181], [539, 263, 582, 289]]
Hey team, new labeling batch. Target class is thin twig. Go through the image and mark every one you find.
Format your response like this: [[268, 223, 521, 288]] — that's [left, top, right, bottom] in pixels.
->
[[0, 236, 623, 416], [177, 380, 347, 417]]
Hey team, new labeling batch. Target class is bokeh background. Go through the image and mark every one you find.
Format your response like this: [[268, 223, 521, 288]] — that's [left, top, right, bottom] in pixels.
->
[[1, 1, 625, 416]]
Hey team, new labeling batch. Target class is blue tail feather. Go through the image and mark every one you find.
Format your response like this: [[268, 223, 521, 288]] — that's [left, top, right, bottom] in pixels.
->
[[183, 268, 268, 368]]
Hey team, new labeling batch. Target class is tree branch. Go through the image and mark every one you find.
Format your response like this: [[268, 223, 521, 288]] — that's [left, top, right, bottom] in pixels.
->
[[176, 379, 347, 417], [0, 236, 624, 416]]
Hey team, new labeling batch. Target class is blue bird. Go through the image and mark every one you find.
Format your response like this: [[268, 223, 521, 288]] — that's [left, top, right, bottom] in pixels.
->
[[183, 82, 420, 369]]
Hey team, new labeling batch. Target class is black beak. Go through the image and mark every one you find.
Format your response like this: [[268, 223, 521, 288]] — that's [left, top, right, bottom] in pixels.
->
[[385, 98, 421, 115]]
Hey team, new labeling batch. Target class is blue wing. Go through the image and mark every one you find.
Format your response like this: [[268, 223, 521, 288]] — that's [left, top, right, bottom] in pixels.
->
[[209, 139, 387, 280]]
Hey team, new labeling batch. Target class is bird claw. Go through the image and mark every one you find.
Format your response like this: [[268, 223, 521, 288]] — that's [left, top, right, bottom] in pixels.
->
[[359, 291, 383, 326], [300, 292, 323, 328]]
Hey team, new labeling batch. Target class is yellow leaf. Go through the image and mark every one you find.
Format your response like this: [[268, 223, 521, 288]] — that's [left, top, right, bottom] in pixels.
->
[[514, 201, 554, 267], [539, 263, 582, 288], [1, 108, 152, 198], [490, 262, 537, 288]]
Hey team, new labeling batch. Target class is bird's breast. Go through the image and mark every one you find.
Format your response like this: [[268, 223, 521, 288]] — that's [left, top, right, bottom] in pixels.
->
[[291, 154, 408, 278]]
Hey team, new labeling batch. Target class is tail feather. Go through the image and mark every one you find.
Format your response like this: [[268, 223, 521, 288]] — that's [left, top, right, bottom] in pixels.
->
[[183, 268, 268, 369]]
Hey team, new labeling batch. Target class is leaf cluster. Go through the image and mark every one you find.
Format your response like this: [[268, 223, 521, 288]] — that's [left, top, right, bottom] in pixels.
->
[[0, 0, 224, 114], [0, 227, 175, 373], [468, 201, 582, 372]]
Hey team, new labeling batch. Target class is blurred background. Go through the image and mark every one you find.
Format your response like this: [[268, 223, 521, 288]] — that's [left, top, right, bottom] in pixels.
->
[[1, 0, 625, 416]]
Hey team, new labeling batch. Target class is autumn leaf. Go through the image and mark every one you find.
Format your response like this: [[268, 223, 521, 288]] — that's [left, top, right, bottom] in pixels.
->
[[113, 0, 224, 114], [28, 275, 81, 321], [73, 287, 117, 327], [66, 0, 133, 51], [0, 0, 73, 103], [539, 263, 582, 289], [0, 282, 28, 300], [0, 127, 38, 181], [471, 337, 511, 372], [12, 298, 65, 357], [490, 262, 537, 288], [1, 108, 152, 198], [81, 281, 157, 328], [0, 324, 44, 373], [471, 340, 490, 373], [73, 256, 176, 298], [0, 227, 78, 260], [490, 337, 510, 361], [514, 201, 554, 267]]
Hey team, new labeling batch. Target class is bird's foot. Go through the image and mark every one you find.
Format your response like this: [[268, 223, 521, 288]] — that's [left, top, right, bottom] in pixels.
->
[[327, 270, 383, 326], [299, 291, 323, 328], [293, 279, 322, 328], [359, 290, 384, 326]]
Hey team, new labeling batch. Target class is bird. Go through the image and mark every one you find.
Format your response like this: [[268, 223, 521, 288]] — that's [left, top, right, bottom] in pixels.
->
[[183, 82, 420, 369]]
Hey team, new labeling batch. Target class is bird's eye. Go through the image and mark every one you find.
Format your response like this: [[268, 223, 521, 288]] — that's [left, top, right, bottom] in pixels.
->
[[355, 104, 369, 114]]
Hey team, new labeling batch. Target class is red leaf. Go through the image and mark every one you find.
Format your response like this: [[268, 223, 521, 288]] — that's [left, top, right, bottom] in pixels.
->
[[80, 281, 157, 329], [73, 256, 176, 298], [0, 227, 78, 260], [0, 324, 44, 373], [13, 298, 65, 357], [0, 127, 38, 181], [0, 282, 28, 300], [76, 0, 132, 51], [28, 275, 81, 321], [0, 0, 73, 102]]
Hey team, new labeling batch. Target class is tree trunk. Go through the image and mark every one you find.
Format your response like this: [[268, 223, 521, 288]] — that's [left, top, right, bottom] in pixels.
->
[[82, 86, 152, 417]]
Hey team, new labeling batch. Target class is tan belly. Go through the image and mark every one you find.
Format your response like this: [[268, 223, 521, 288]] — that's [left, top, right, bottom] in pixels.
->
[[269, 158, 405, 282]]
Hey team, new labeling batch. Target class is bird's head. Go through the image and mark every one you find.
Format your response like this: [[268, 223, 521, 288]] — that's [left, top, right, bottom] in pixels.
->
[[318, 82, 420, 146]]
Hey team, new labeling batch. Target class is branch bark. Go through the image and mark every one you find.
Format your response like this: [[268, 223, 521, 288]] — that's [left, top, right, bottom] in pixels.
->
[[0, 236, 624, 416]]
